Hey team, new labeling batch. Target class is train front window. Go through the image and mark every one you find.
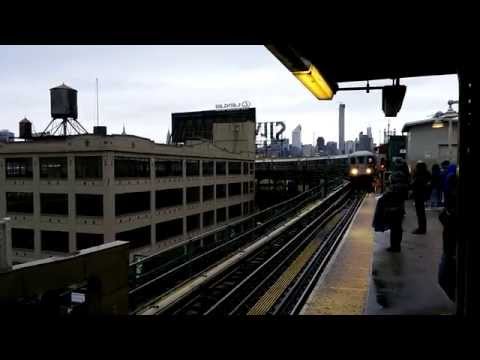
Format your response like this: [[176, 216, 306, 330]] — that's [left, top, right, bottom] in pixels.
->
[[350, 158, 356, 165], [358, 157, 365, 164]]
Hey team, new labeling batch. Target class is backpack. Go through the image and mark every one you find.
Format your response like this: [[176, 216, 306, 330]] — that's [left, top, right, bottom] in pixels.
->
[[372, 192, 404, 232]]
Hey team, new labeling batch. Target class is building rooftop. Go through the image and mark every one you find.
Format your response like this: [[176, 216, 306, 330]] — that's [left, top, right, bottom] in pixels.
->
[[402, 108, 458, 133]]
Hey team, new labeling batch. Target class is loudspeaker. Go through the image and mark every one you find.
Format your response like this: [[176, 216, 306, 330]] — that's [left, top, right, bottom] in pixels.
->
[[382, 85, 407, 117]]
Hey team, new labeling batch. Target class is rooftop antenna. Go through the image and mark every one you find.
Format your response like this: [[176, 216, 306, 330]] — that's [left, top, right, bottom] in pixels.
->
[[96, 78, 99, 126]]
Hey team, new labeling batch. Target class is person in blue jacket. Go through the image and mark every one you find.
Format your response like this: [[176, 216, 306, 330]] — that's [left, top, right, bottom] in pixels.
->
[[438, 163, 457, 301], [439, 160, 450, 206]]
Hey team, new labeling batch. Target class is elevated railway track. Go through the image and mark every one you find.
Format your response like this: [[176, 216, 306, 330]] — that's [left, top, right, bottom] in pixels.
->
[[134, 182, 365, 315]]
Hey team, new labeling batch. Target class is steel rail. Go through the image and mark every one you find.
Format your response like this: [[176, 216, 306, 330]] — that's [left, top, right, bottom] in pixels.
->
[[274, 192, 366, 315], [155, 184, 352, 315], [128, 182, 346, 312]]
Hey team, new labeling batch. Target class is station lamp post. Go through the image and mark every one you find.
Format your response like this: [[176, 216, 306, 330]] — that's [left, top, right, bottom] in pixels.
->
[[432, 100, 458, 163], [446, 100, 459, 162]]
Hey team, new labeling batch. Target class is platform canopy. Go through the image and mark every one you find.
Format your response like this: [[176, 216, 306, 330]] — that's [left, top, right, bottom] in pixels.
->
[[266, 41, 460, 100]]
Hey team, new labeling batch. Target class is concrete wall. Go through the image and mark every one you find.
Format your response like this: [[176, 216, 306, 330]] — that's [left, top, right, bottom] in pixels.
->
[[0, 241, 129, 314], [406, 122, 458, 169]]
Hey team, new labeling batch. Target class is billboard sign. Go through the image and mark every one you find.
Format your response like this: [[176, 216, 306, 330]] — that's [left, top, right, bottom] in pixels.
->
[[256, 122, 286, 140], [215, 100, 251, 110]]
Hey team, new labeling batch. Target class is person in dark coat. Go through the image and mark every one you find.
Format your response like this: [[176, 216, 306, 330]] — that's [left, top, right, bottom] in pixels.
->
[[372, 158, 409, 252], [438, 163, 457, 301], [439, 160, 450, 206], [430, 164, 442, 208], [411, 161, 431, 234]]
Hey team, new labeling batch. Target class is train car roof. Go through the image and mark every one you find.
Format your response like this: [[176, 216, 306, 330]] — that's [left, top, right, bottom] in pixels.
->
[[255, 155, 348, 163], [349, 150, 376, 157]]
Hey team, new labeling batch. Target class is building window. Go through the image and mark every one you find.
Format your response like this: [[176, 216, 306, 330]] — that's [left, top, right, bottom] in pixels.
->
[[75, 156, 103, 179], [186, 160, 200, 177], [39, 157, 68, 179], [41, 230, 69, 253], [249, 181, 255, 193], [116, 226, 151, 250], [187, 214, 200, 232], [156, 188, 183, 209], [6, 192, 33, 214], [202, 161, 214, 176], [243, 202, 250, 216], [228, 182, 241, 197], [40, 193, 68, 216], [249, 162, 254, 175], [216, 184, 226, 199], [243, 162, 248, 175], [11, 228, 34, 250], [186, 187, 200, 204], [229, 204, 242, 219], [203, 210, 215, 227], [76, 233, 104, 250], [76, 194, 103, 217], [217, 207, 226, 223], [5, 158, 33, 178], [216, 161, 226, 176], [243, 182, 248, 195], [228, 161, 241, 175], [115, 192, 150, 216], [203, 185, 214, 202], [155, 159, 183, 177], [156, 218, 183, 242], [114, 156, 150, 178]]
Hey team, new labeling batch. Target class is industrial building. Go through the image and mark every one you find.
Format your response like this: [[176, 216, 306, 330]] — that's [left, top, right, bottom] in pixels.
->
[[402, 105, 458, 169], [0, 85, 256, 264], [0, 130, 14, 143]]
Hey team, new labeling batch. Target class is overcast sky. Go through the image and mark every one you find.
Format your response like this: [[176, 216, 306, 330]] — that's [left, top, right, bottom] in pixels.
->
[[0, 45, 459, 146]]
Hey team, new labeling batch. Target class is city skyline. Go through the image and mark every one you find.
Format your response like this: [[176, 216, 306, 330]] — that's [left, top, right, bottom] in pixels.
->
[[1, 45, 459, 146]]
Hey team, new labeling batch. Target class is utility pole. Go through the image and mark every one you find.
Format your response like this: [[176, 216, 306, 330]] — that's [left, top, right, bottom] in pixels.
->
[[448, 99, 459, 162], [96, 78, 99, 126]]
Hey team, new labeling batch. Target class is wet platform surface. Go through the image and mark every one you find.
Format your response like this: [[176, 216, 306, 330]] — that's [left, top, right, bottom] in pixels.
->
[[366, 201, 455, 315], [301, 194, 456, 315]]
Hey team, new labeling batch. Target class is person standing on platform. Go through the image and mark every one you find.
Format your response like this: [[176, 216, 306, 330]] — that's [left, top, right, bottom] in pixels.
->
[[430, 164, 442, 208], [439, 160, 450, 206], [372, 158, 409, 252], [411, 161, 431, 234], [438, 163, 457, 301]]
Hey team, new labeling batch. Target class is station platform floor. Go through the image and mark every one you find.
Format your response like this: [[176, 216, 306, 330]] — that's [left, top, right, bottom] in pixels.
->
[[301, 193, 456, 315]]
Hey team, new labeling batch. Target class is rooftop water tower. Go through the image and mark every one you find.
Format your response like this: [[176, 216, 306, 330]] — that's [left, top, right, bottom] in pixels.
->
[[41, 83, 88, 136], [19, 117, 32, 139]]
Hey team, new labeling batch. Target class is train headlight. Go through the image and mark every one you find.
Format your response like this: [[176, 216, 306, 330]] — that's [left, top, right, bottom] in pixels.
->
[[350, 168, 358, 176], [366, 168, 372, 175]]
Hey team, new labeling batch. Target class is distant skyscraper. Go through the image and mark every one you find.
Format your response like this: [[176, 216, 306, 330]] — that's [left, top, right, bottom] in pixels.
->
[[339, 103, 345, 154], [292, 125, 302, 148], [367, 126, 372, 139], [316, 136, 325, 152], [358, 133, 372, 151], [345, 140, 355, 154], [326, 141, 338, 155]]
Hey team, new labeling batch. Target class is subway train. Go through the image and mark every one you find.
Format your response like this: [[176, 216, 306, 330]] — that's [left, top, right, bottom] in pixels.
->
[[348, 150, 377, 190]]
